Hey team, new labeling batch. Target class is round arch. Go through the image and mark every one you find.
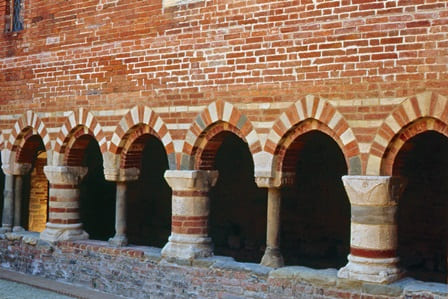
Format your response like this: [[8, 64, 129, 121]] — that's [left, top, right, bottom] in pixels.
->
[[6, 111, 51, 169], [381, 117, 448, 175], [110, 105, 175, 170], [54, 108, 106, 166], [367, 91, 448, 175], [266, 95, 361, 180], [181, 100, 262, 170]]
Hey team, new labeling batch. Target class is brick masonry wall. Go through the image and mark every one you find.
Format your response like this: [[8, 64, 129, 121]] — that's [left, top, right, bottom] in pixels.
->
[[1, 0, 448, 295], [0, 234, 446, 299], [0, 0, 448, 173]]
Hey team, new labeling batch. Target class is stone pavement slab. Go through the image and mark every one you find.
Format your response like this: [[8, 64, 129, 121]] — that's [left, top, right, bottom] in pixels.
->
[[0, 269, 125, 299], [0, 279, 73, 299]]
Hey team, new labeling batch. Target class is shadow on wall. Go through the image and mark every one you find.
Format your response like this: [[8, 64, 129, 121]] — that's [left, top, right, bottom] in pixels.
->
[[394, 131, 448, 283], [209, 133, 267, 263], [281, 131, 350, 269]]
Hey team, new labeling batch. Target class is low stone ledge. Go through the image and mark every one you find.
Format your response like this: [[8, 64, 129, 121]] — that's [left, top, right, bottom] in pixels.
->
[[361, 281, 404, 297], [210, 256, 271, 276], [399, 278, 448, 296], [269, 266, 338, 288]]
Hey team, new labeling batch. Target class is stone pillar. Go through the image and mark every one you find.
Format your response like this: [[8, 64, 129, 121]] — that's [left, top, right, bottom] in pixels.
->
[[109, 182, 128, 246], [255, 177, 284, 268], [260, 186, 284, 268], [105, 168, 139, 247], [1, 174, 14, 232], [338, 175, 406, 284], [12, 175, 25, 232], [40, 166, 89, 242], [162, 170, 218, 260], [1, 163, 31, 233]]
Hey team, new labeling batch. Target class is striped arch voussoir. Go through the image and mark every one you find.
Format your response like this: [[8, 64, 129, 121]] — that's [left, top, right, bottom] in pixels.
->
[[54, 108, 107, 155], [265, 95, 360, 170], [181, 100, 262, 169], [7, 110, 51, 152], [109, 105, 174, 157], [368, 92, 448, 175]]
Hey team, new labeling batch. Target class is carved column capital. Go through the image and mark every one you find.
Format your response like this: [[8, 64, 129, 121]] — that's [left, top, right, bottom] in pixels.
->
[[342, 175, 406, 206], [44, 166, 88, 185], [2, 163, 32, 176], [104, 167, 140, 182], [164, 170, 218, 192], [255, 172, 295, 188]]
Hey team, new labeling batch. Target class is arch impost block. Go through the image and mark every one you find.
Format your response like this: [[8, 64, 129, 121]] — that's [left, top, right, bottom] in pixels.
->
[[164, 170, 219, 192], [2, 163, 32, 176], [342, 175, 406, 206], [104, 167, 140, 182], [256, 172, 295, 188], [44, 166, 88, 185]]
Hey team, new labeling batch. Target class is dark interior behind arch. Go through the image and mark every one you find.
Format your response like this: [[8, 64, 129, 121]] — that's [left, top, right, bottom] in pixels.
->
[[281, 130, 350, 269]]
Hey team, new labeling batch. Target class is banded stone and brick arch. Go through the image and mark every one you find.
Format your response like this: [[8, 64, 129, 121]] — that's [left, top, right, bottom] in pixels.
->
[[182, 100, 262, 170], [266, 95, 361, 179], [110, 105, 175, 170], [367, 92, 448, 176], [54, 108, 107, 166], [6, 111, 51, 168]]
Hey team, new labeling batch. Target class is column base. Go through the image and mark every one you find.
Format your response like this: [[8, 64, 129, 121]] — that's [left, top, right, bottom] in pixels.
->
[[161, 234, 213, 260], [261, 247, 284, 268], [337, 254, 403, 284], [12, 226, 25, 232], [40, 223, 89, 242], [109, 235, 128, 247]]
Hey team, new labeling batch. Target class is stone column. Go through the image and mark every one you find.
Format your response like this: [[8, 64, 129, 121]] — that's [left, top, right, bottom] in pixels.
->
[[162, 170, 218, 260], [1, 174, 14, 232], [1, 163, 31, 233], [12, 175, 24, 232], [108, 182, 128, 246], [338, 175, 406, 284], [105, 168, 139, 247], [40, 166, 89, 242], [256, 175, 285, 268]]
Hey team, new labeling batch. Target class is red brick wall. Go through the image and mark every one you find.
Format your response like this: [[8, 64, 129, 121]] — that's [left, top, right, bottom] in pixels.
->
[[0, 0, 447, 172]]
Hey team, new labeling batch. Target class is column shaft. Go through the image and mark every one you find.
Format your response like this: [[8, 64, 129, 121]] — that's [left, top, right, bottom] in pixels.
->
[[109, 182, 128, 246], [1, 174, 14, 232], [13, 175, 24, 232], [261, 187, 284, 268]]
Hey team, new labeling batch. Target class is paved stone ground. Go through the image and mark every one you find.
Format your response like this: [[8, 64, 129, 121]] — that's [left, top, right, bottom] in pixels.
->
[[0, 279, 74, 299], [0, 269, 124, 299]]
